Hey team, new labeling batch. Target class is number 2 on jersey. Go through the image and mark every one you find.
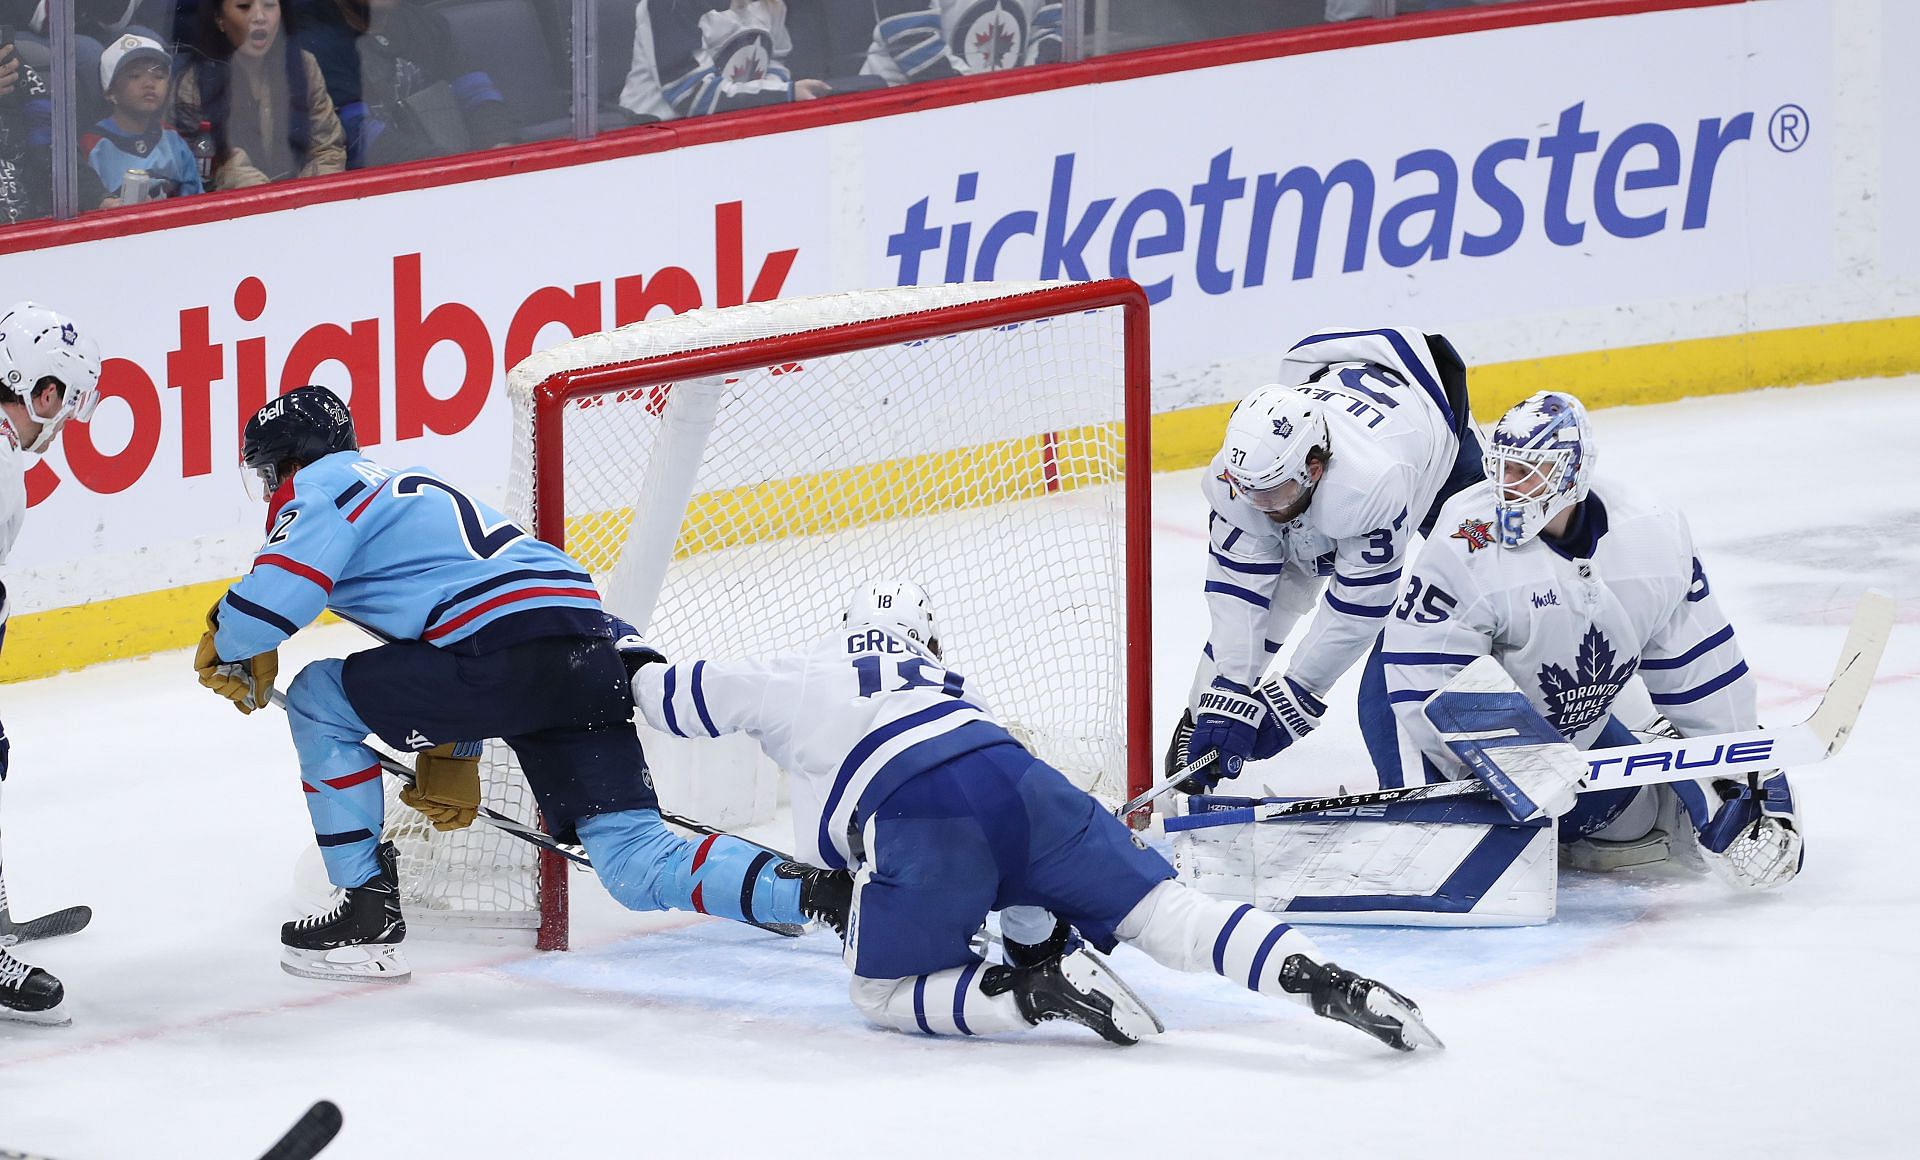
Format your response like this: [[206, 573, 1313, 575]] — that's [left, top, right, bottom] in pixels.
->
[[393, 474, 528, 560]]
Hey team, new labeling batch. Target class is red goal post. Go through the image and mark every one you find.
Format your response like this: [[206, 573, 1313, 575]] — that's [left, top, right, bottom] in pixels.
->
[[484, 280, 1152, 950]]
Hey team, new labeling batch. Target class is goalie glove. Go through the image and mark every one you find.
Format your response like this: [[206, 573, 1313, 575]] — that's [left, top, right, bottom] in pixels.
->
[[1697, 772, 1803, 890], [193, 603, 277, 714], [400, 741, 485, 832]]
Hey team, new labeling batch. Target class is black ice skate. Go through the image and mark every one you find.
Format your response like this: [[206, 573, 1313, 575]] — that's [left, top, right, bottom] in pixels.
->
[[281, 841, 410, 984], [776, 861, 852, 938], [983, 947, 1164, 1046], [1278, 953, 1444, 1052], [0, 946, 68, 1026]]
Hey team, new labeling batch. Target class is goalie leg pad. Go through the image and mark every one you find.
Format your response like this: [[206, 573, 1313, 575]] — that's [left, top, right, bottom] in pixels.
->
[[576, 810, 804, 927]]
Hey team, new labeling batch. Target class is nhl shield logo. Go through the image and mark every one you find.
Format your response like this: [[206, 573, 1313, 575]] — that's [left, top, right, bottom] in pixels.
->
[[1450, 517, 1495, 552]]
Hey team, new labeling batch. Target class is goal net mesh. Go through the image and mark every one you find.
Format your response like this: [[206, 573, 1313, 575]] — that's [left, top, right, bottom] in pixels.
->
[[385, 282, 1142, 937]]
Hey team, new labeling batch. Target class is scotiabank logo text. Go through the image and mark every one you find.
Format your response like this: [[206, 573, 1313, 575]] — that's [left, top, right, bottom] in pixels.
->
[[29, 202, 795, 505], [885, 102, 1758, 304]]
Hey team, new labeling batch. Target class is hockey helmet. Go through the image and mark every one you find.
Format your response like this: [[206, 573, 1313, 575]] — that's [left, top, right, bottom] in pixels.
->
[[1221, 384, 1329, 518], [1484, 390, 1596, 548], [842, 579, 940, 658], [242, 385, 359, 495], [0, 301, 103, 454]]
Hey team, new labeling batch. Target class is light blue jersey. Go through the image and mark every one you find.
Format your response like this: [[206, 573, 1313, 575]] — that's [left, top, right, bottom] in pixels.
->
[[214, 451, 606, 661]]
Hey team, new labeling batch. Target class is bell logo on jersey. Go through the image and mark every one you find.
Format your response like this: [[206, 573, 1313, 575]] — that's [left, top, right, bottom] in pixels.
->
[[1538, 626, 1638, 737], [1450, 517, 1495, 553]]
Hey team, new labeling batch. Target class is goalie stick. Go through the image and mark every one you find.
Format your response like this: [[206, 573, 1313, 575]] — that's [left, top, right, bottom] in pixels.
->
[[1169, 591, 1893, 831], [0, 1099, 343, 1160]]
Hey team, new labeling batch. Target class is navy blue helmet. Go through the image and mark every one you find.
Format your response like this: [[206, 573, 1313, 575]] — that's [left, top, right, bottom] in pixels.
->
[[242, 385, 358, 494]]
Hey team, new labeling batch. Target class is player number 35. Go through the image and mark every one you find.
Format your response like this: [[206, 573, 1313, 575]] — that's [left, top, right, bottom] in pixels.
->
[[1394, 576, 1458, 624]]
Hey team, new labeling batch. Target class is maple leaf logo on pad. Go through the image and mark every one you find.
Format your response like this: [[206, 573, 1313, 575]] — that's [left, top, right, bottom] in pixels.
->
[[1537, 626, 1638, 737]]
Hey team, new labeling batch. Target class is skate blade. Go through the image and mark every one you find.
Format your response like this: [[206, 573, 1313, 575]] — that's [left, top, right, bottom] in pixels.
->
[[1366, 989, 1445, 1051], [1061, 950, 1164, 1044], [1, 1004, 71, 1027], [280, 944, 412, 985], [1084, 946, 1167, 1035]]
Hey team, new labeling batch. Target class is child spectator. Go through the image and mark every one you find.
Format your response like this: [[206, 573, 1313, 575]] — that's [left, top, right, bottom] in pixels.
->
[[293, 0, 513, 169], [620, 0, 831, 123], [84, 33, 204, 203], [173, 0, 345, 189]]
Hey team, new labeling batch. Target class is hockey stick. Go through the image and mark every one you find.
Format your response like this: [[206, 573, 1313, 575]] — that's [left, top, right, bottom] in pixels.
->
[[0, 905, 91, 945], [1169, 591, 1894, 830], [1115, 751, 1216, 818], [0, 1099, 343, 1160]]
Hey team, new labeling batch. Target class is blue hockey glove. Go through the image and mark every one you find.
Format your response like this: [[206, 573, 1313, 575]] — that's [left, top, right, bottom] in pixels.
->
[[606, 615, 666, 679], [1180, 679, 1267, 792], [1258, 676, 1326, 756]]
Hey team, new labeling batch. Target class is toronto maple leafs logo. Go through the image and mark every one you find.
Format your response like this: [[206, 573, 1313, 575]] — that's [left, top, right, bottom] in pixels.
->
[[59, 323, 78, 346], [1537, 626, 1638, 737], [1450, 517, 1494, 552]]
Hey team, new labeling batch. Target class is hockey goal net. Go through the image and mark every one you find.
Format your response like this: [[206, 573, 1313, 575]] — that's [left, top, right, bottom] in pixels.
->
[[384, 280, 1152, 950]]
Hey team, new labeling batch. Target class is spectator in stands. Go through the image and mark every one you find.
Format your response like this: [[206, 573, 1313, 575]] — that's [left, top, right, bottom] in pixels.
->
[[858, 1, 1061, 86], [173, 0, 345, 189], [84, 32, 204, 204], [620, 0, 831, 123], [0, 10, 112, 222], [293, 0, 513, 170]]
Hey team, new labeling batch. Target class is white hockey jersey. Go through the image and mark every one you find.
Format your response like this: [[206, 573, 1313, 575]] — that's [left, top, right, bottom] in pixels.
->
[[1381, 479, 1755, 773], [862, 1, 1063, 84], [1197, 327, 1462, 701], [0, 415, 27, 566], [631, 627, 1016, 869]]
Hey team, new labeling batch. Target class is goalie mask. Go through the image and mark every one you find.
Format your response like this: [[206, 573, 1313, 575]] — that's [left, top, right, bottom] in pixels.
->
[[0, 302, 103, 454], [842, 580, 940, 658], [242, 385, 359, 497], [1485, 390, 1596, 548], [1221, 384, 1328, 521]]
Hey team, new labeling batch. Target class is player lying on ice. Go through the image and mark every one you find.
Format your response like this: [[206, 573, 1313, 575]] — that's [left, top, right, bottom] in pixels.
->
[[619, 580, 1442, 1050], [1165, 327, 1485, 792], [194, 385, 850, 984], [1185, 390, 1801, 890]]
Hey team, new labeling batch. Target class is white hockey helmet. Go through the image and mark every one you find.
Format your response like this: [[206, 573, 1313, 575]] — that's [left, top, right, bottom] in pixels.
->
[[1484, 390, 1597, 548], [1221, 384, 1329, 517], [0, 302, 103, 454], [842, 579, 940, 657]]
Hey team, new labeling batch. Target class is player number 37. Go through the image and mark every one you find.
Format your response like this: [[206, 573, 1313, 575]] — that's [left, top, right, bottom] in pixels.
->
[[1394, 576, 1458, 624]]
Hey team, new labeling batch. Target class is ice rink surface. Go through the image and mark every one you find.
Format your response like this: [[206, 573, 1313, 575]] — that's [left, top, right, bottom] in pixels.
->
[[2, 378, 1915, 1159]]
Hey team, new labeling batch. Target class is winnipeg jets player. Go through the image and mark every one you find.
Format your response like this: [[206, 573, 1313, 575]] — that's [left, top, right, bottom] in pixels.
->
[[196, 386, 846, 983], [0, 302, 101, 1026], [1374, 391, 1801, 888], [1170, 327, 1483, 792], [628, 580, 1441, 1050], [862, 1, 1063, 85]]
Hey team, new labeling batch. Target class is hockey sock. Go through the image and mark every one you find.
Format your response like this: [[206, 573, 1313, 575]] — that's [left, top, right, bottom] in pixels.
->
[[284, 660, 387, 887], [850, 965, 1029, 1037], [1116, 880, 1328, 1006], [576, 810, 804, 926]]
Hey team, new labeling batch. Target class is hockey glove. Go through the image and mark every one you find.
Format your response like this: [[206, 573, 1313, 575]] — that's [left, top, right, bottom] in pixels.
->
[[1258, 676, 1326, 755], [194, 604, 278, 714], [400, 741, 485, 832], [1698, 772, 1803, 890], [607, 615, 667, 680], [1180, 679, 1267, 792]]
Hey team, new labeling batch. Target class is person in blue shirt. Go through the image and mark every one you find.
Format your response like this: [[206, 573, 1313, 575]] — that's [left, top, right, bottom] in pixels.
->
[[84, 33, 205, 202], [196, 385, 847, 983]]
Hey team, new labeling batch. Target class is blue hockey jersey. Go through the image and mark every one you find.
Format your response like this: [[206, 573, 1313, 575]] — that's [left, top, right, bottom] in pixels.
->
[[213, 451, 607, 662]]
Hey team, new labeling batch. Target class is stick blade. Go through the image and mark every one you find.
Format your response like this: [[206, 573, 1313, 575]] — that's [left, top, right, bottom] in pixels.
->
[[1806, 591, 1896, 757], [257, 1101, 344, 1160], [4, 905, 93, 944]]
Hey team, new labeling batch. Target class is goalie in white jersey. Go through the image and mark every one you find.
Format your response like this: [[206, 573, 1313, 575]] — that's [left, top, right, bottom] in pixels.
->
[[628, 582, 1441, 1050], [1170, 327, 1484, 792], [1370, 391, 1802, 888]]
